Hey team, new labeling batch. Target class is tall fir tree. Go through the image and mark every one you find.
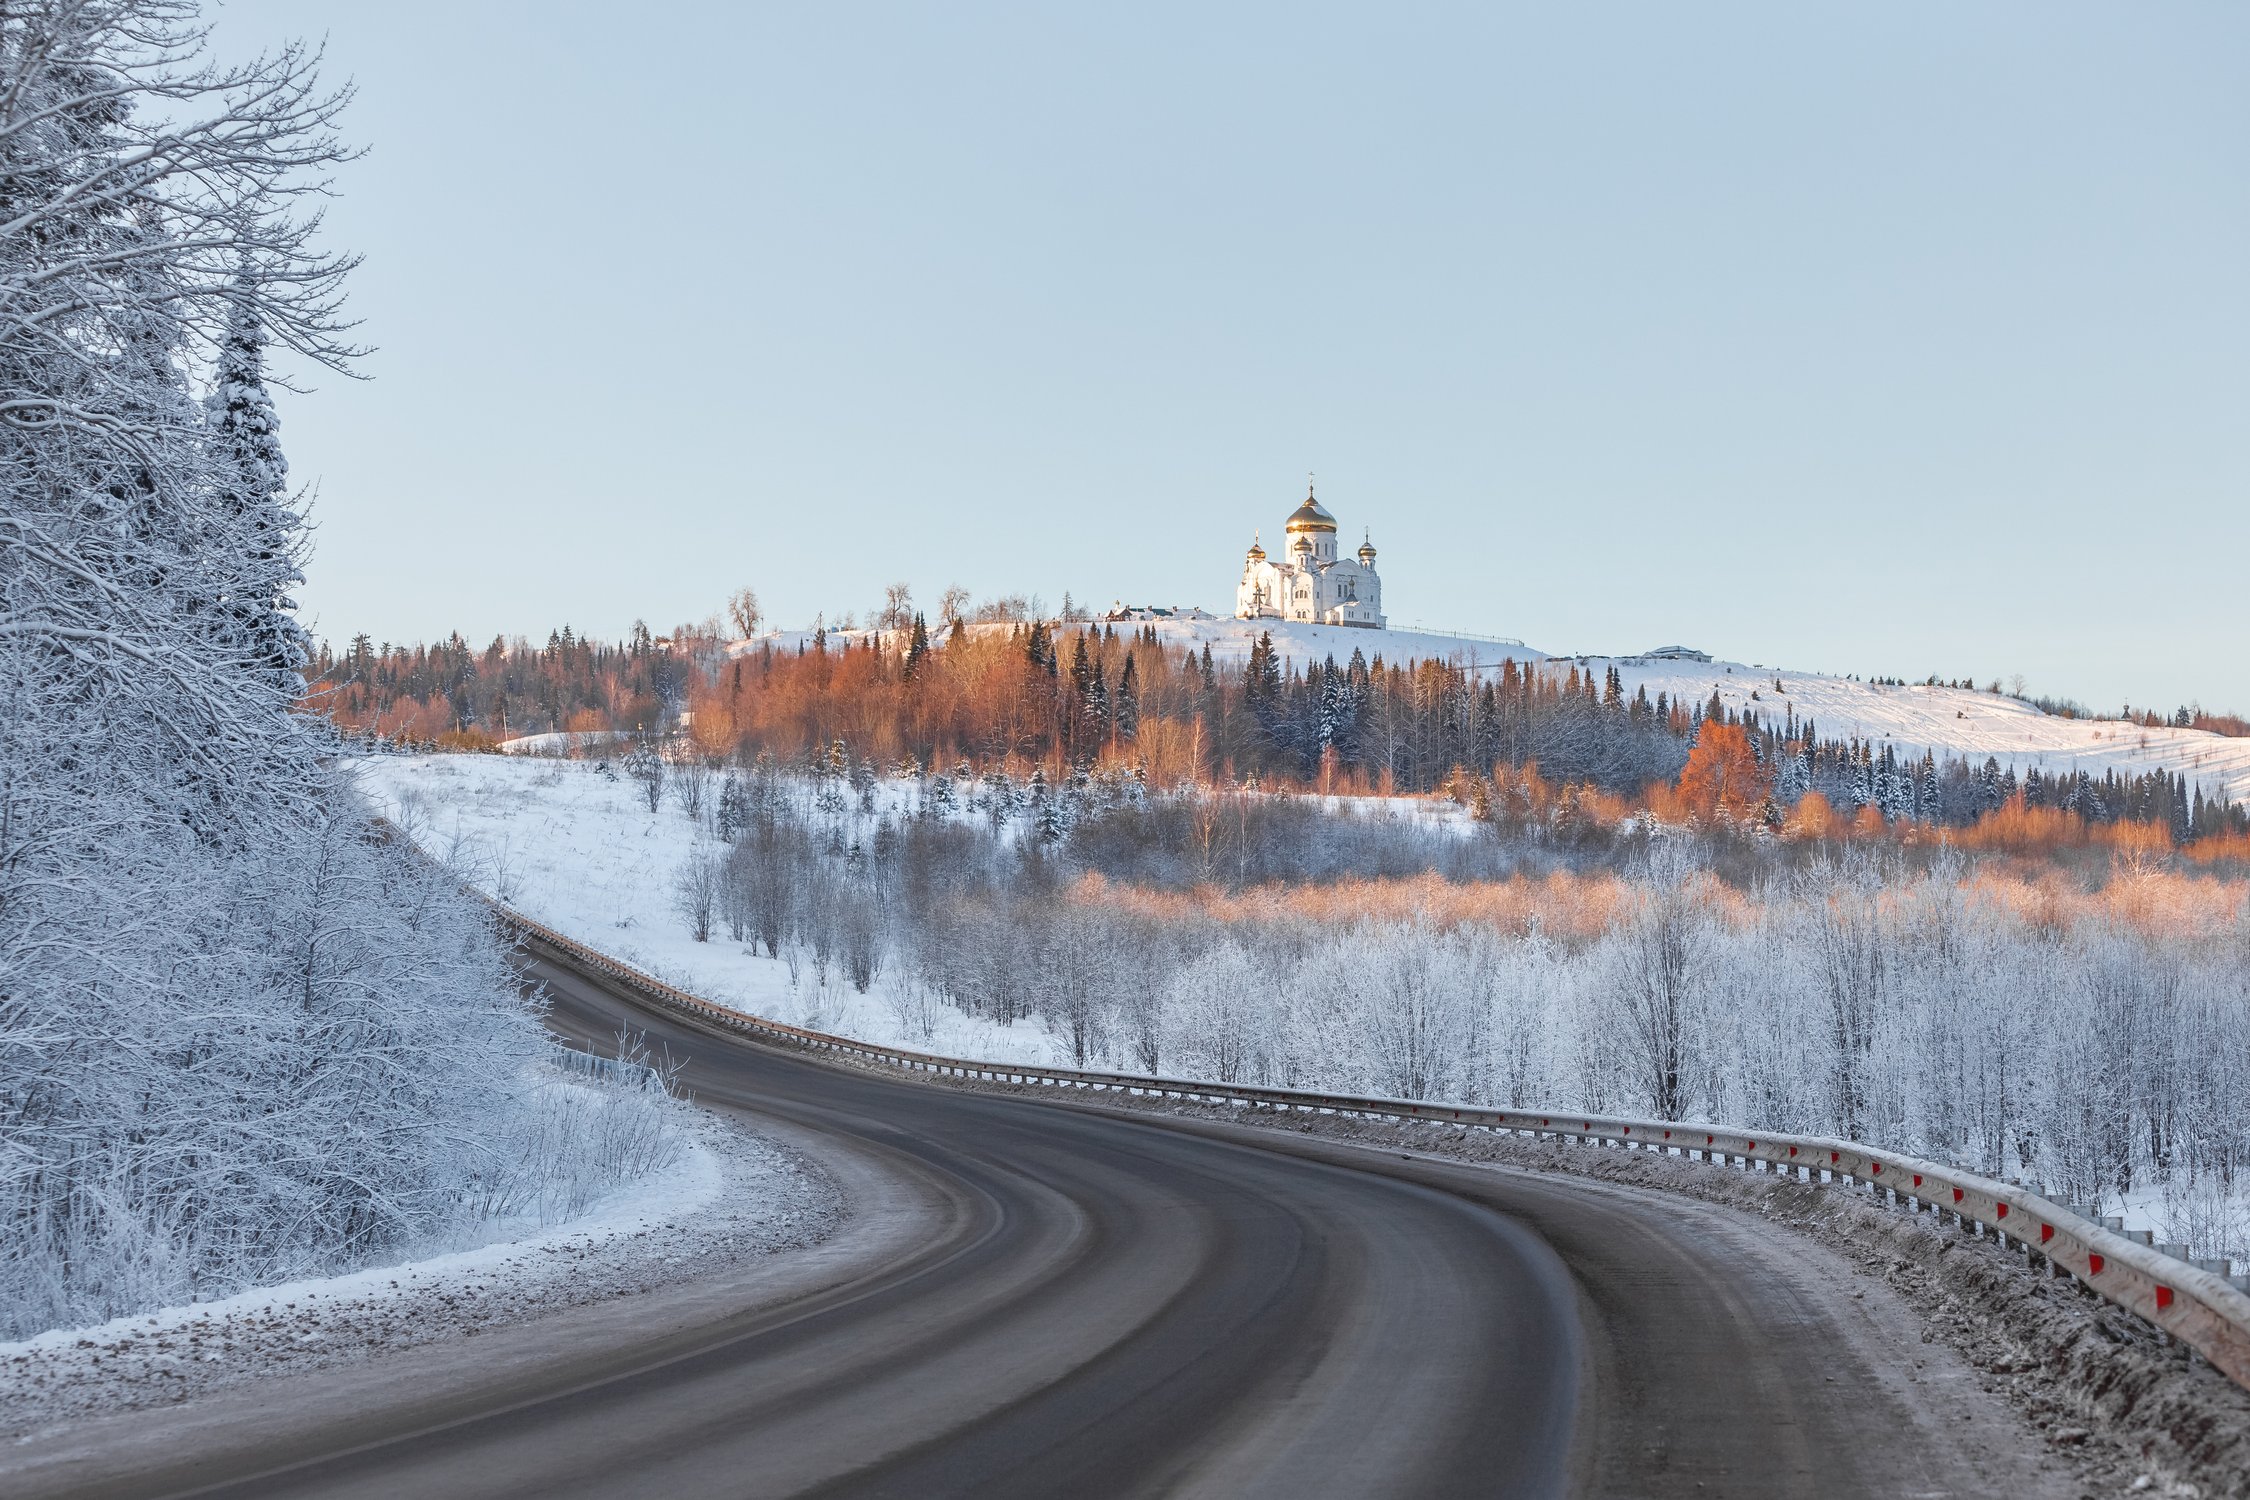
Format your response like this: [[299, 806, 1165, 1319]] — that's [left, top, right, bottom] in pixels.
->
[[1115, 653, 1140, 740], [205, 286, 306, 697], [903, 612, 930, 679]]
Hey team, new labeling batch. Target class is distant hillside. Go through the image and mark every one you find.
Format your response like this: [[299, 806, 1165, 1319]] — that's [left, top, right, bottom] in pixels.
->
[[1264, 628, 2249, 807], [1211, 621, 2250, 805], [1596, 656, 2250, 807], [749, 616, 2250, 805]]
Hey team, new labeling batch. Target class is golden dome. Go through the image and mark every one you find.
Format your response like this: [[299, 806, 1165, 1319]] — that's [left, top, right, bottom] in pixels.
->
[[1284, 488, 1336, 533]]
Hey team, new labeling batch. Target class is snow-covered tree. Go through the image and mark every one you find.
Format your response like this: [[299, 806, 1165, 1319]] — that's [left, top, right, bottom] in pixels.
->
[[624, 739, 666, 811], [205, 284, 307, 697], [0, 1, 571, 1338], [716, 772, 749, 842]]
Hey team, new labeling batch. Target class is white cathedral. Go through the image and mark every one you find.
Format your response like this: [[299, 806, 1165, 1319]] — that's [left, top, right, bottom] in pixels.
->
[[1234, 484, 1386, 628]]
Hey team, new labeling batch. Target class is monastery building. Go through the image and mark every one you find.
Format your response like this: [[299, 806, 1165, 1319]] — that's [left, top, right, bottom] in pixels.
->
[[1234, 485, 1385, 628]]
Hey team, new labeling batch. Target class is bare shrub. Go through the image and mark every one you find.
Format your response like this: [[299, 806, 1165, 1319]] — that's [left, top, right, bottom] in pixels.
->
[[673, 848, 723, 942], [673, 755, 712, 824]]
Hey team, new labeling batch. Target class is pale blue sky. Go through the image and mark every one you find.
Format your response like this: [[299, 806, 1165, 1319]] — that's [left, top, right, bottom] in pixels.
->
[[214, 2, 2248, 713]]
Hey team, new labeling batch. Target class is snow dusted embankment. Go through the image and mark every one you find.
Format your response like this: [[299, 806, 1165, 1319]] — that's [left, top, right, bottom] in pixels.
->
[[1, 1112, 840, 1434], [362, 754, 1060, 1066]]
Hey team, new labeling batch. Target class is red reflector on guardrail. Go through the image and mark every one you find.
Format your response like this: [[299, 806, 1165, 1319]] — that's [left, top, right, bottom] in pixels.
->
[[1830, 1151, 1840, 1164], [1707, 1135, 1716, 1146], [2158, 1287, 2174, 1310], [2089, 1254, 2105, 1275], [1952, 1188, 1964, 1204], [2040, 1224, 2054, 1244], [1788, 1146, 1798, 1157], [1872, 1163, 1882, 1175], [1996, 1204, 2008, 1220], [1746, 1140, 1756, 1151], [1912, 1174, 1923, 1188]]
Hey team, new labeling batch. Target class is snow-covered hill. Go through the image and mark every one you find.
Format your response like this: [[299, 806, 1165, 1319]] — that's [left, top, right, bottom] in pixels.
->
[[732, 617, 2250, 804], [1595, 657, 2250, 806]]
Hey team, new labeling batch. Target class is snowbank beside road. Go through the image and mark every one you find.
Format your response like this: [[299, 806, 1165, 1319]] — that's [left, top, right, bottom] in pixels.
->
[[1, 1111, 839, 1434]]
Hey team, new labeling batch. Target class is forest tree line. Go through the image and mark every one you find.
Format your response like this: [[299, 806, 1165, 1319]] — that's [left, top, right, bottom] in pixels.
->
[[318, 615, 2250, 852]]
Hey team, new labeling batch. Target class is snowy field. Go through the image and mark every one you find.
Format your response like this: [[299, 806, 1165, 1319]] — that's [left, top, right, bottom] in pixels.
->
[[360, 754, 1052, 1064], [742, 618, 2250, 804]]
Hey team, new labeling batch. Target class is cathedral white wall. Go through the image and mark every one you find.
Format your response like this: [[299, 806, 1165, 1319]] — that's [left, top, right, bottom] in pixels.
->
[[1235, 554, 1384, 628]]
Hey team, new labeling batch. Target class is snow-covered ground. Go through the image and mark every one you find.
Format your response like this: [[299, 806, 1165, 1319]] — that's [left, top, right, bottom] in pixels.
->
[[497, 728, 631, 756], [738, 618, 2250, 804], [1, 1112, 839, 1431], [359, 754, 1054, 1065]]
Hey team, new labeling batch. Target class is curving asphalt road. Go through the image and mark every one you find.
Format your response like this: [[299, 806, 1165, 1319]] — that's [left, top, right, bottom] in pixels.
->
[[12, 942, 2057, 1500]]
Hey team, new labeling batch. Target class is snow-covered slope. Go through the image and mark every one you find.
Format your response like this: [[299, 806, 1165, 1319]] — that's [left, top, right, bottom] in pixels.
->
[[1592, 657, 2250, 804], [731, 617, 2250, 804], [357, 755, 1057, 1066]]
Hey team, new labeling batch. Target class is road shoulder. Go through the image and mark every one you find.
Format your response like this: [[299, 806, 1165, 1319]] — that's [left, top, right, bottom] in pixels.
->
[[0, 1105, 940, 1500]]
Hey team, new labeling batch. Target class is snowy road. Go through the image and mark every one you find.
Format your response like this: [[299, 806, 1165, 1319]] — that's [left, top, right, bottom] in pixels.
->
[[9, 937, 2071, 1499]]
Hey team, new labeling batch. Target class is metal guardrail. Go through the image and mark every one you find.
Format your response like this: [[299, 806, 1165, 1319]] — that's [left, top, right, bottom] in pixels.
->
[[546, 1039, 671, 1093], [492, 898, 2250, 1393]]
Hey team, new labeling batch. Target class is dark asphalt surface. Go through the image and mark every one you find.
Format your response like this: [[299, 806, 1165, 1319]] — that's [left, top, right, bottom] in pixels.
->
[[33, 942, 2010, 1499]]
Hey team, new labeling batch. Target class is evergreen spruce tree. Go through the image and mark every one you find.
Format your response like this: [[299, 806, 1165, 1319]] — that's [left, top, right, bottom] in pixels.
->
[[716, 774, 749, 842], [1036, 791, 1069, 846], [1068, 631, 1092, 704], [1318, 657, 1345, 749], [902, 612, 930, 679], [1115, 653, 1140, 740], [1086, 657, 1111, 745], [205, 287, 307, 696], [1025, 620, 1057, 676]]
